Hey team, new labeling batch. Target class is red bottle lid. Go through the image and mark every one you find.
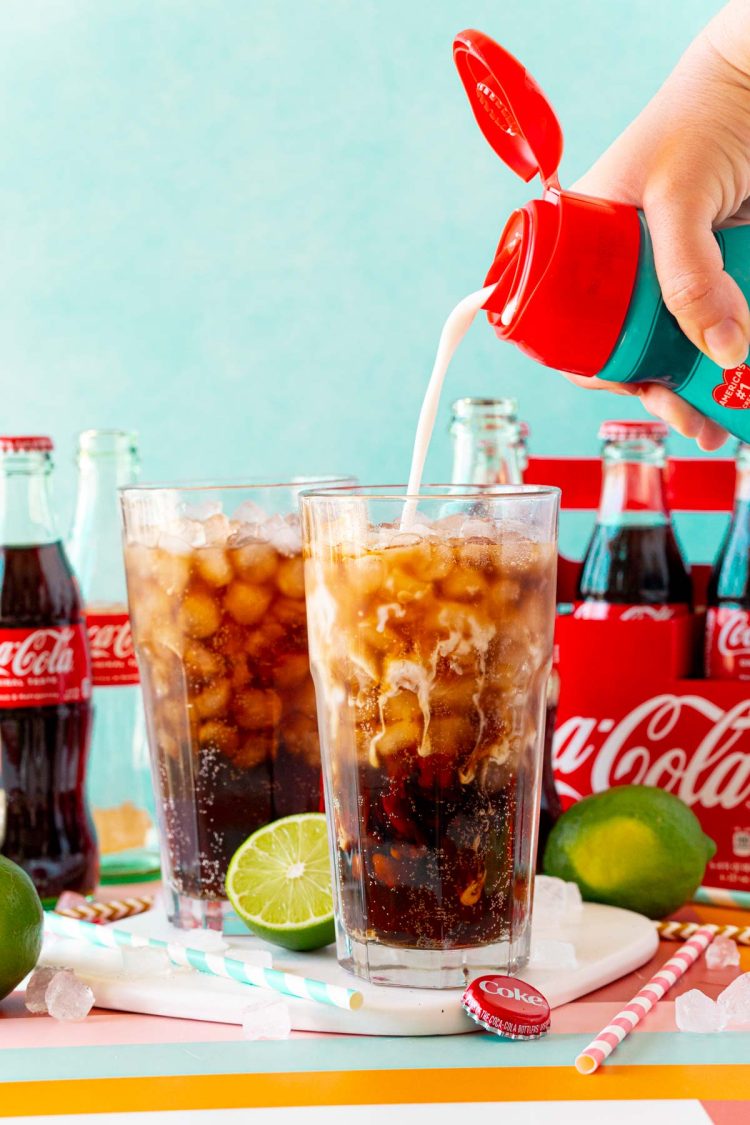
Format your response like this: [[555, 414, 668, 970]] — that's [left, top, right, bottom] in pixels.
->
[[453, 30, 641, 378], [461, 974, 551, 1039], [599, 419, 669, 441], [0, 436, 54, 453]]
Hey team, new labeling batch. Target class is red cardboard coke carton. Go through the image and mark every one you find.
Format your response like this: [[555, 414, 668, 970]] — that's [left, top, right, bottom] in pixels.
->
[[525, 454, 750, 894]]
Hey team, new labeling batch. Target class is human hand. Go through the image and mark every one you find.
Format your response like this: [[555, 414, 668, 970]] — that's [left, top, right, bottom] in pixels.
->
[[569, 0, 750, 450]]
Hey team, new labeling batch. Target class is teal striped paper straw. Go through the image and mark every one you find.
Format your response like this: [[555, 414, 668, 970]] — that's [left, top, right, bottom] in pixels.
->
[[693, 885, 750, 911], [44, 912, 363, 1011]]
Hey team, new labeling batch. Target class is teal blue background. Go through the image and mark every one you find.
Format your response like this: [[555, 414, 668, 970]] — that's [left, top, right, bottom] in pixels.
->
[[1, 0, 730, 555]]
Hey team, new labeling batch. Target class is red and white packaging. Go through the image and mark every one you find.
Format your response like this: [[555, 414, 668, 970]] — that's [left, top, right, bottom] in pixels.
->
[[524, 454, 750, 894], [0, 624, 91, 707], [85, 610, 139, 687]]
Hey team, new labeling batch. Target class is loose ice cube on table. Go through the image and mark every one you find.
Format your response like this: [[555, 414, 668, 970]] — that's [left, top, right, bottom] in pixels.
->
[[119, 946, 173, 977], [675, 988, 727, 1033], [529, 938, 578, 970], [705, 936, 741, 970], [174, 930, 228, 954], [533, 875, 583, 925], [227, 947, 274, 969], [45, 970, 95, 1022], [718, 972, 750, 1026], [25, 966, 63, 1014], [241, 993, 292, 1040]]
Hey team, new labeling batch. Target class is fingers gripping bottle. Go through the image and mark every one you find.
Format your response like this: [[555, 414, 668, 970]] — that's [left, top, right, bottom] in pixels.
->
[[576, 420, 692, 618], [705, 443, 750, 678], [453, 31, 750, 441], [0, 436, 97, 902], [68, 430, 158, 882]]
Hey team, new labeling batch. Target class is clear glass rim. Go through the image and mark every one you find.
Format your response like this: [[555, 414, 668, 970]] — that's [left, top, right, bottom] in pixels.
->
[[299, 482, 560, 502], [119, 474, 355, 495]]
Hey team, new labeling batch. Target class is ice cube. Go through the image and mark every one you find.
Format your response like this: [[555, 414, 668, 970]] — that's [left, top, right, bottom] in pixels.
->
[[241, 992, 292, 1040], [264, 515, 302, 556], [705, 936, 741, 970], [25, 966, 63, 1014], [232, 499, 270, 526], [717, 972, 750, 1027], [529, 938, 578, 970], [533, 875, 583, 925], [203, 513, 232, 545], [227, 947, 274, 969], [181, 500, 222, 522], [675, 988, 727, 1033], [173, 930, 228, 954], [159, 522, 205, 551], [45, 970, 95, 1022], [119, 945, 173, 977]]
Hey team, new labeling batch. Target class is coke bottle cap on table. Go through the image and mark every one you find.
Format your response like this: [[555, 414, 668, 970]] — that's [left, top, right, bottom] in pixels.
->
[[598, 420, 669, 441], [461, 975, 551, 1039], [0, 436, 53, 453], [453, 29, 641, 378]]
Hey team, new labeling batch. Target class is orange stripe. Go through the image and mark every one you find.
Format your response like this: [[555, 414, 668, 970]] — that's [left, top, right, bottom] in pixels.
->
[[2, 1065, 750, 1116]]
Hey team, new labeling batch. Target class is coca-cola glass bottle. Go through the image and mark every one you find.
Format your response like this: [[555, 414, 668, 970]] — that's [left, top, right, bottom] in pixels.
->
[[0, 435, 97, 903], [706, 442, 750, 677], [68, 430, 158, 882], [450, 397, 561, 865], [449, 397, 524, 485], [577, 420, 692, 617]]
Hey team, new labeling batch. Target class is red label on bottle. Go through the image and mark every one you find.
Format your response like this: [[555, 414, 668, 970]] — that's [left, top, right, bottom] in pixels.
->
[[0, 625, 91, 707], [86, 612, 139, 687], [712, 364, 750, 410], [573, 602, 689, 621], [705, 607, 750, 680]]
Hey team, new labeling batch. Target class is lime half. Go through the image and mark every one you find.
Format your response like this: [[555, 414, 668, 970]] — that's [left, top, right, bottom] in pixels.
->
[[225, 813, 335, 951]]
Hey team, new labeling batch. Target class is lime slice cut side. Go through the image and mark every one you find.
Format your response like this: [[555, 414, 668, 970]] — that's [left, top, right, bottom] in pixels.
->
[[225, 812, 335, 951]]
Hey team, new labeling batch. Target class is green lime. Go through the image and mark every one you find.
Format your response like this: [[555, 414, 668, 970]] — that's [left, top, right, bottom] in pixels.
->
[[542, 785, 716, 919], [225, 813, 335, 951], [0, 856, 44, 1001]]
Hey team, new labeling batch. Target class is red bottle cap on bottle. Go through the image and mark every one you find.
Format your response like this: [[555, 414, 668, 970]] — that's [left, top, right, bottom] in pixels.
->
[[599, 419, 669, 441], [453, 30, 641, 379], [0, 436, 54, 453], [461, 975, 551, 1039]]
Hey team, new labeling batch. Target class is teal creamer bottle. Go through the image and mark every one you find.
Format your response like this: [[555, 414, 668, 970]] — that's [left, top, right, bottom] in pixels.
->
[[454, 30, 750, 440]]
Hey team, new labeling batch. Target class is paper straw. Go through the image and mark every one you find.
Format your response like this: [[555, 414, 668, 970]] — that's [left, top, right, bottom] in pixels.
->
[[44, 912, 363, 1012], [693, 885, 750, 911], [575, 925, 716, 1075], [657, 920, 750, 945], [55, 895, 154, 924]]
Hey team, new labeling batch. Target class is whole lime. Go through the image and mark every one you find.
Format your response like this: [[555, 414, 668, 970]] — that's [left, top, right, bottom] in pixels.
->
[[0, 856, 44, 1001], [542, 785, 716, 919]]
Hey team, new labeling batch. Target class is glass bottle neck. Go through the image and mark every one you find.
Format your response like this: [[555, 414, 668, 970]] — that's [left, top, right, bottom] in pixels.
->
[[0, 452, 58, 545], [597, 439, 671, 527], [450, 398, 524, 486], [735, 444, 750, 505]]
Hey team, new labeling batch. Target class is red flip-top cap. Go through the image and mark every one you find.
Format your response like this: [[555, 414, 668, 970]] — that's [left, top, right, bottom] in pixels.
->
[[453, 30, 642, 378], [599, 419, 669, 441], [453, 30, 563, 187], [0, 436, 53, 453]]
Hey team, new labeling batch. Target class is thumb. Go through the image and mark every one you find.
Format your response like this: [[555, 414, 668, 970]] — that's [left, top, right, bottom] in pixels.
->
[[644, 184, 750, 369]]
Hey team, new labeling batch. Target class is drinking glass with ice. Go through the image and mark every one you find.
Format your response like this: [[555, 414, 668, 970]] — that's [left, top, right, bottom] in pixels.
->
[[121, 478, 351, 929], [302, 484, 559, 987]]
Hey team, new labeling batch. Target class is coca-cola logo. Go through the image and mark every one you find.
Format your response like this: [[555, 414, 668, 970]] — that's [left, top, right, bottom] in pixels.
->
[[619, 606, 676, 622], [717, 612, 750, 658], [87, 619, 134, 660], [478, 980, 545, 1006], [553, 693, 750, 811], [0, 627, 76, 679]]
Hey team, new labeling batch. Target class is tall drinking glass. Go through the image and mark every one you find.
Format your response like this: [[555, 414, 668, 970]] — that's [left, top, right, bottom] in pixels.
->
[[302, 485, 559, 987], [121, 478, 351, 929]]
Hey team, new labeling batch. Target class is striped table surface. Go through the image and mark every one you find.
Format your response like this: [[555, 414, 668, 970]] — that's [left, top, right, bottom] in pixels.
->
[[1, 896, 749, 1123]]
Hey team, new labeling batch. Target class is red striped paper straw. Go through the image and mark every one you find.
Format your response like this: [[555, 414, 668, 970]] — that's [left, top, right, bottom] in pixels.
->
[[575, 925, 716, 1075]]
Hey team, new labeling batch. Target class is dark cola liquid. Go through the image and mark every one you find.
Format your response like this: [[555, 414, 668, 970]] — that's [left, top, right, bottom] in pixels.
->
[[577, 521, 692, 606], [337, 749, 518, 948], [0, 543, 97, 902], [536, 697, 562, 871]]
